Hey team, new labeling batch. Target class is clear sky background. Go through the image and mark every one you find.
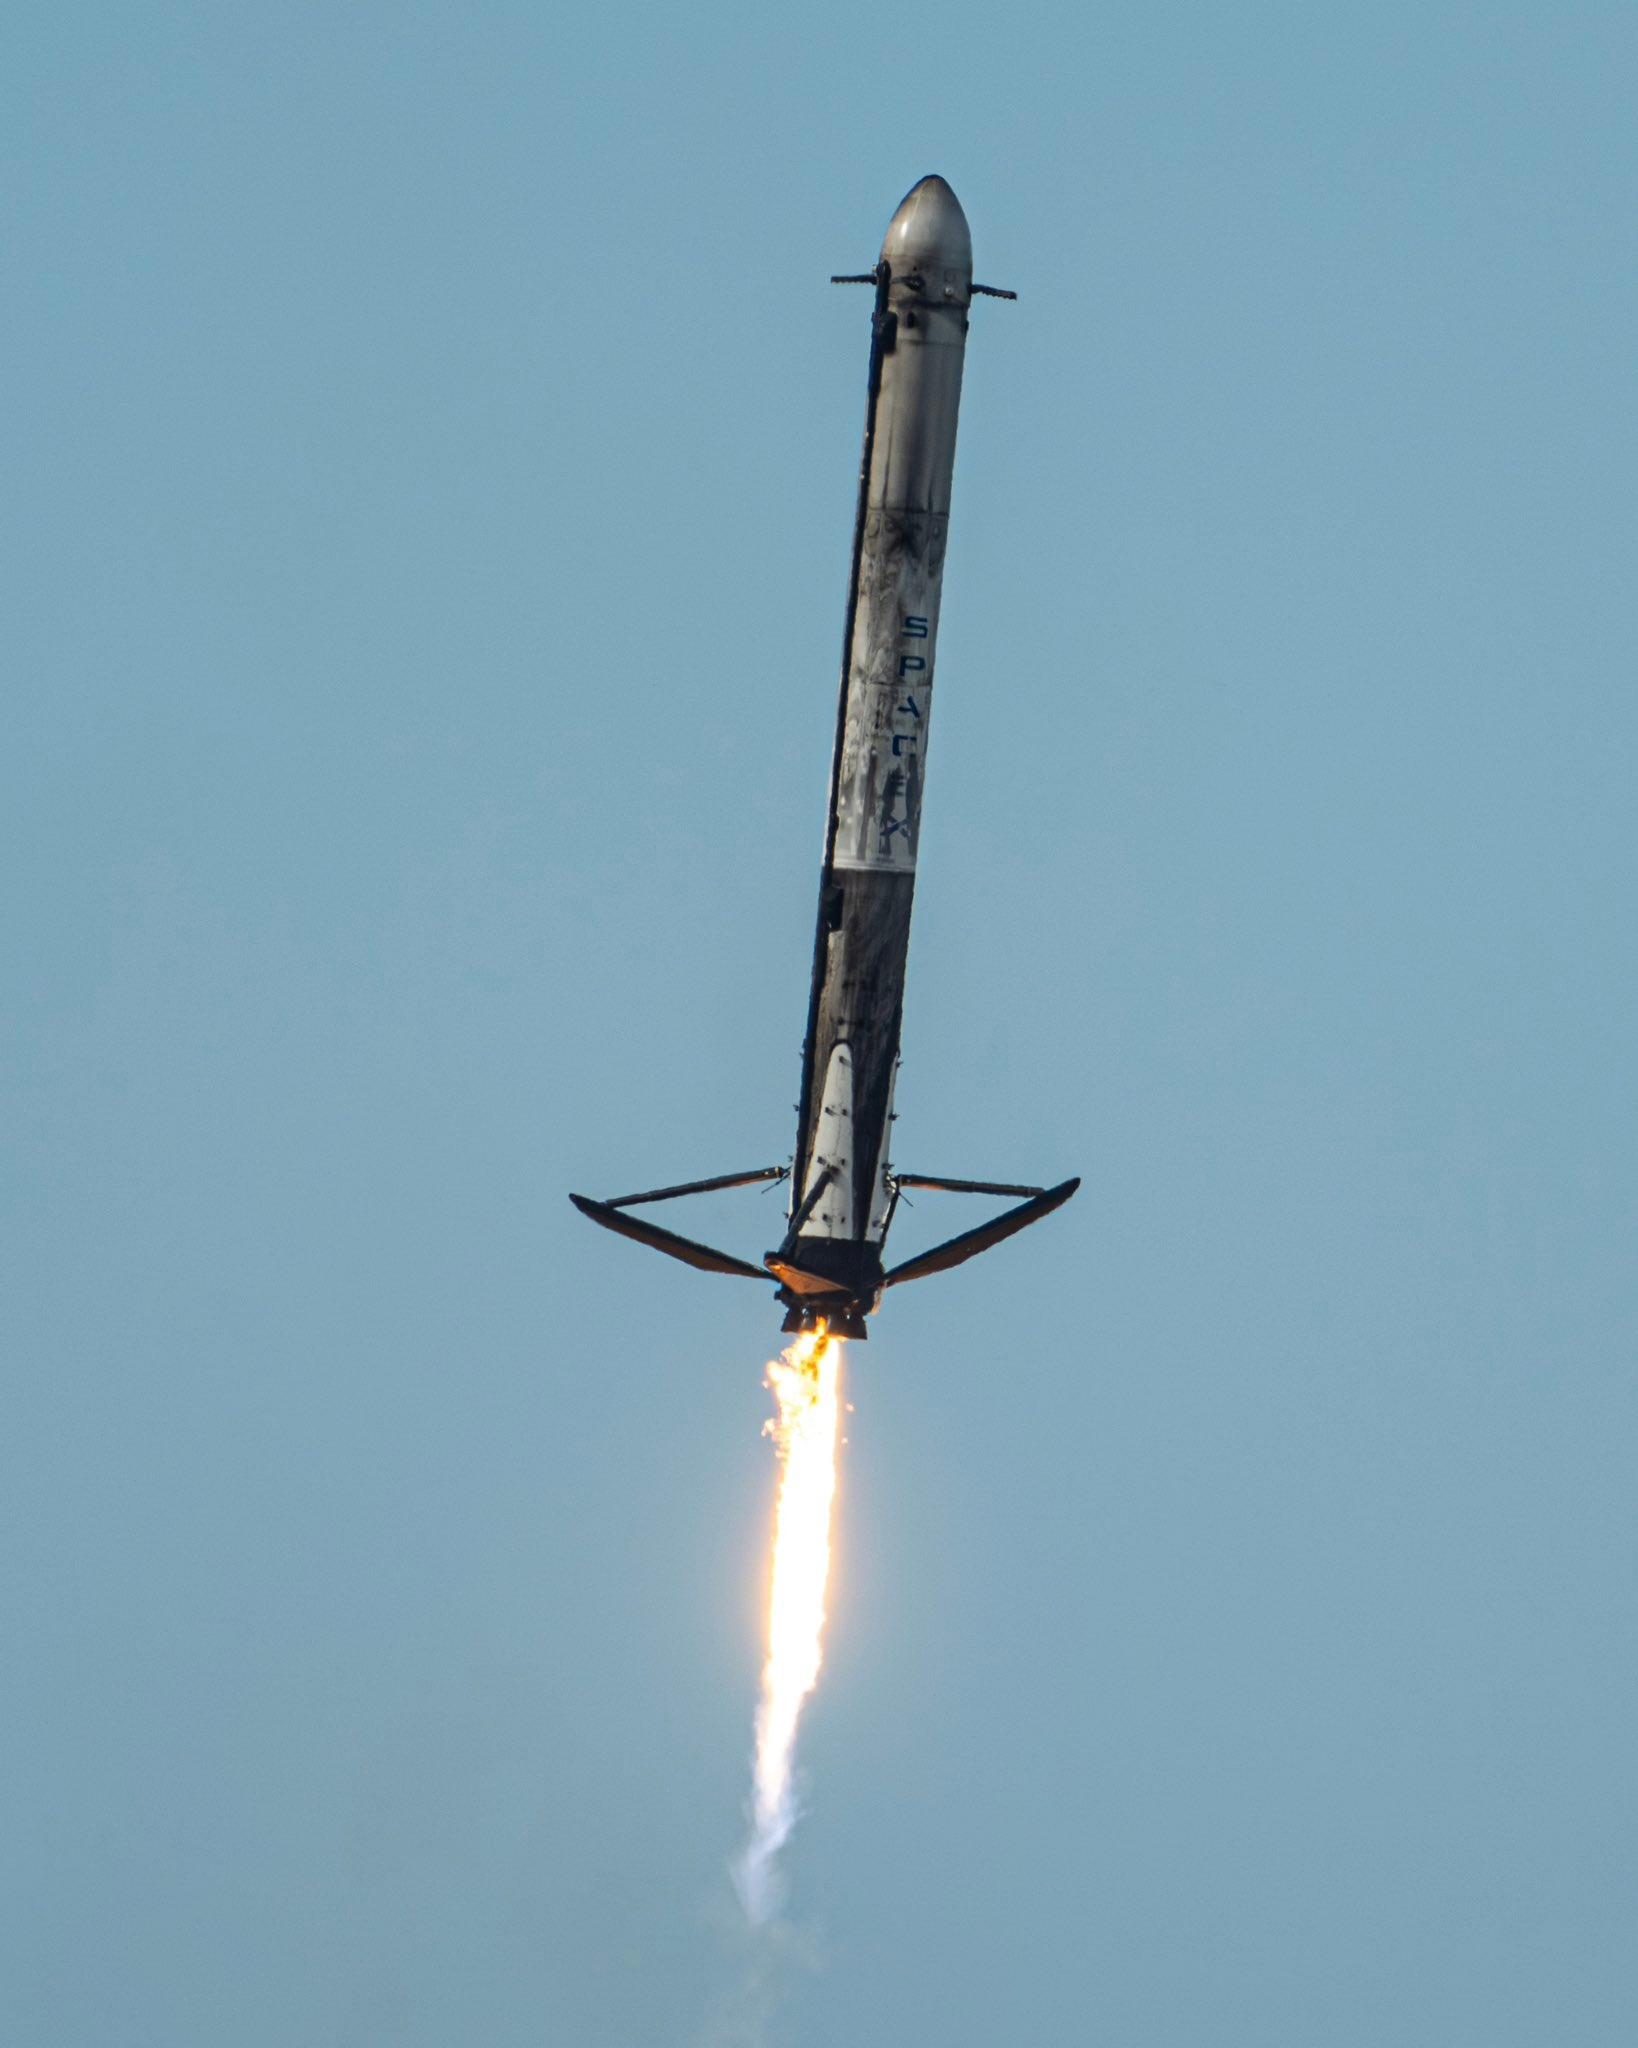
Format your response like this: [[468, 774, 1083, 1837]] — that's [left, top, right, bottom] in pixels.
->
[[5, 4, 1635, 2044]]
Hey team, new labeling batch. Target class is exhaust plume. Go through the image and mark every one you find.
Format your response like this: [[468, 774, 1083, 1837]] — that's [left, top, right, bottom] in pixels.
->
[[734, 1328, 843, 1923]]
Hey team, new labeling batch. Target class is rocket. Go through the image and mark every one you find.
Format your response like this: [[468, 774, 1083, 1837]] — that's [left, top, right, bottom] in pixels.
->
[[571, 177, 1078, 1339]]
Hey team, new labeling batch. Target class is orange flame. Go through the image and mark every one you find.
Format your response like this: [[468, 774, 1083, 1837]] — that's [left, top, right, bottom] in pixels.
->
[[735, 1326, 843, 1922]]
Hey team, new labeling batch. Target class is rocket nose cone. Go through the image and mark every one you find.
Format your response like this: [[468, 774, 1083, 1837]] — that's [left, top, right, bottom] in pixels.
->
[[880, 174, 972, 276]]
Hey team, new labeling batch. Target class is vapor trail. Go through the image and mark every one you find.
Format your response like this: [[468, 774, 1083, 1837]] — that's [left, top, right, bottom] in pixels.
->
[[734, 1329, 843, 1923]]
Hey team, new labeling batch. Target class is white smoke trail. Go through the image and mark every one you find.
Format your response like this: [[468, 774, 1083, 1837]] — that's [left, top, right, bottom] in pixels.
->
[[699, 1905, 821, 2048], [733, 1330, 843, 1924]]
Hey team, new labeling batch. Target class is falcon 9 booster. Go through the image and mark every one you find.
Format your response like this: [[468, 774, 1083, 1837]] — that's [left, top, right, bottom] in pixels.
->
[[571, 177, 1078, 1339]]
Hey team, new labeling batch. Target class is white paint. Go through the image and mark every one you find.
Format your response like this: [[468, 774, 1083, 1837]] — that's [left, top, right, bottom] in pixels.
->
[[866, 1058, 898, 1241], [831, 178, 971, 877], [800, 1042, 855, 1238]]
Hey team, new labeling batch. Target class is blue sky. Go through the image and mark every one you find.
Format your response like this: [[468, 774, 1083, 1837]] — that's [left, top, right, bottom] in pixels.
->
[[5, 4, 1636, 2043]]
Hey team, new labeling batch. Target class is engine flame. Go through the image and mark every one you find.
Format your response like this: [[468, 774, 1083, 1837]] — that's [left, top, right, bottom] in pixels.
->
[[734, 1326, 844, 1923]]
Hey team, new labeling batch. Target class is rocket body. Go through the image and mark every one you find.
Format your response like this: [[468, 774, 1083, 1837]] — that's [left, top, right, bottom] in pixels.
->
[[779, 178, 974, 1321], [569, 179, 1078, 1337]]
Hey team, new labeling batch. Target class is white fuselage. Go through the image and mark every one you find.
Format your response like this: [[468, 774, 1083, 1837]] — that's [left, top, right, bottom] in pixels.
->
[[789, 178, 974, 1294]]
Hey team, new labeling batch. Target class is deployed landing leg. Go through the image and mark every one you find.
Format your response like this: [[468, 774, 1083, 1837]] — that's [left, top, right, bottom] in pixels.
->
[[569, 1168, 788, 1283], [880, 1175, 1082, 1289]]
